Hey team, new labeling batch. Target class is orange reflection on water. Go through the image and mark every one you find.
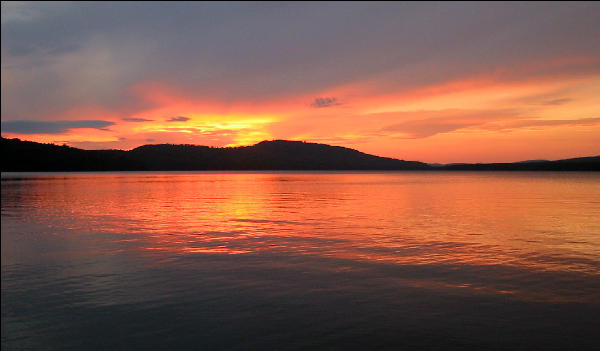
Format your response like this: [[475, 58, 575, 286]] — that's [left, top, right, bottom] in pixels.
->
[[147, 246, 251, 255], [4, 172, 599, 302]]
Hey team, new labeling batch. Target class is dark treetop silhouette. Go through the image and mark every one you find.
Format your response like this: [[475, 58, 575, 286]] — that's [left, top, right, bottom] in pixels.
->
[[2, 137, 599, 171]]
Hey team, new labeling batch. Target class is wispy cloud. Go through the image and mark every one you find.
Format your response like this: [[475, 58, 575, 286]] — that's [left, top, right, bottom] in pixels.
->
[[166, 116, 190, 122], [1, 120, 114, 134], [541, 98, 572, 105], [122, 117, 153, 122], [486, 117, 600, 131], [381, 109, 519, 138], [154, 127, 239, 135], [382, 110, 600, 138]]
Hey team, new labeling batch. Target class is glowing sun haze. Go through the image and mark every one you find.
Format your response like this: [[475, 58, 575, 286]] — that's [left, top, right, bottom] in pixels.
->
[[1, 2, 599, 163]]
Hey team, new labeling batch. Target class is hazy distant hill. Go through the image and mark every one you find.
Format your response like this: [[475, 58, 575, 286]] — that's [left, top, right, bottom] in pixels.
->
[[1, 138, 428, 171], [440, 156, 600, 171], [2, 137, 598, 171]]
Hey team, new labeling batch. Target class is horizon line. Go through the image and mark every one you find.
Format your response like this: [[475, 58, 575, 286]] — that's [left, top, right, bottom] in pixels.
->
[[2, 136, 598, 166]]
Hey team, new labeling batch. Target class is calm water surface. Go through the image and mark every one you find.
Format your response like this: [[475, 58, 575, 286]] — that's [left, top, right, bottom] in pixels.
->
[[2, 172, 599, 350]]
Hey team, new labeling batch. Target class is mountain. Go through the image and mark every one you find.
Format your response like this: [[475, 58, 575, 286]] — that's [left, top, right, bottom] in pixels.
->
[[1, 138, 429, 171], [2, 137, 598, 171], [439, 156, 600, 171]]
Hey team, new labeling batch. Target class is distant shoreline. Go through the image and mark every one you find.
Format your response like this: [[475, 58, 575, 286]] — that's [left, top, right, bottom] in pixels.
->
[[3, 137, 599, 172]]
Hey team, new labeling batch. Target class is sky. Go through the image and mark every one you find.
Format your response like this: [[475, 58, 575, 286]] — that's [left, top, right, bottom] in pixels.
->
[[1, 2, 599, 163]]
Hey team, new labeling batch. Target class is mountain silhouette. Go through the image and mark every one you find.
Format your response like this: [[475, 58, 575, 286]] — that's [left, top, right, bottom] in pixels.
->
[[2, 137, 598, 171], [1, 138, 428, 171], [439, 156, 600, 171]]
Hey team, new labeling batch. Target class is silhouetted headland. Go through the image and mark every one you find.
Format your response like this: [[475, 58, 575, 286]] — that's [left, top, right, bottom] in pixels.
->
[[2, 137, 599, 171]]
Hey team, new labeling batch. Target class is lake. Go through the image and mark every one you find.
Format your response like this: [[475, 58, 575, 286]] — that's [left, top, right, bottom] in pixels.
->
[[2, 172, 599, 350]]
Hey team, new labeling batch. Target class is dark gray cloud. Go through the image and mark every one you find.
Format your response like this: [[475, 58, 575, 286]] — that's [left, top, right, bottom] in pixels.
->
[[310, 97, 341, 108], [122, 117, 154, 122], [1, 120, 114, 134], [167, 116, 190, 122], [2, 2, 599, 119]]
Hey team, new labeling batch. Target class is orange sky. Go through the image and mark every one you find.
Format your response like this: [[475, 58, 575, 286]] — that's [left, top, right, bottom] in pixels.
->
[[2, 3, 599, 163], [4, 67, 598, 163]]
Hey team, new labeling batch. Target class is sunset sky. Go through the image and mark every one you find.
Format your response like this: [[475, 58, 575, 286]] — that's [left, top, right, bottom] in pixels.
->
[[1, 2, 599, 163]]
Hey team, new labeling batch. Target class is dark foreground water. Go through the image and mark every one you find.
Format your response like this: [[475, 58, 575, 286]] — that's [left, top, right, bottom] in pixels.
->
[[2, 172, 599, 350]]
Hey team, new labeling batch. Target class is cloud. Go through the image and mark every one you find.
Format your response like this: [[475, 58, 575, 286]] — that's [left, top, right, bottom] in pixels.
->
[[122, 117, 153, 122], [541, 98, 572, 105], [166, 116, 190, 122], [382, 110, 600, 138], [150, 126, 241, 136], [1, 2, 40, 24], [310, 97, 341, 108], [3, 2, 599, 121], [383, 121, 476, 139], [1, 120, 115, 134], [486, 117, 600, 131], [381, 109, 519, 138]]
